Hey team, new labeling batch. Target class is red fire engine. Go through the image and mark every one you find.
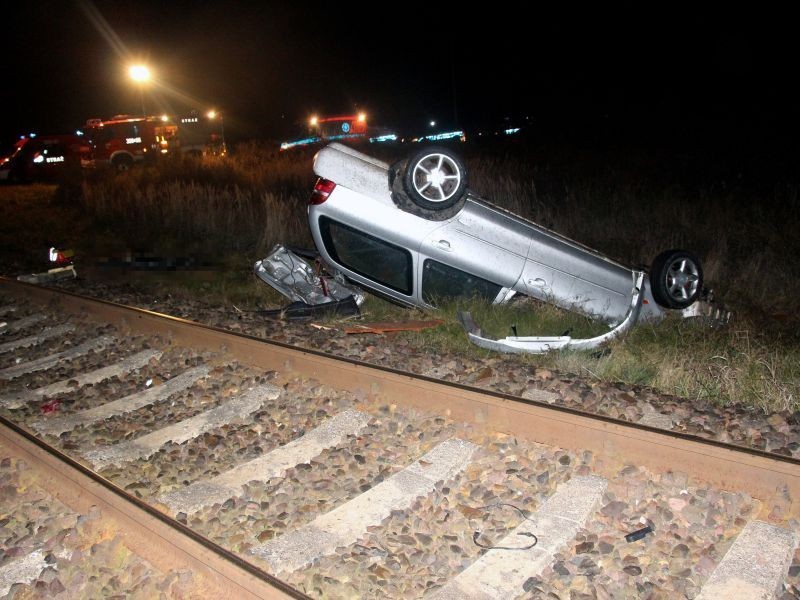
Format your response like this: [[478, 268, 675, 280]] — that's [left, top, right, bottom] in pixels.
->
[[81, 115, 176, 170]]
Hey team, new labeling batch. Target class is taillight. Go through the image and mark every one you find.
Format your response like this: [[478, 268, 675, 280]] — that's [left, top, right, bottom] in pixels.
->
[[309, 178, 336, 205]]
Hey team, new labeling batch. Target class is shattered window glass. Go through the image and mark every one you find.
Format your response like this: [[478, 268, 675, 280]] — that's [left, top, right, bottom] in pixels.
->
[[422, 259, 501, 306], [319, 216, 413, 295]]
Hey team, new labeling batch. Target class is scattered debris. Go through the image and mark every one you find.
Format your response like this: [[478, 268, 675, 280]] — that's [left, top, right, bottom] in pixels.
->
[[17, 265, 77, 285], [254, 244, 364, 306], [343, 319, 444, 334], [624, 525, 654, 543], [257, 297, 360, 322], [40, 398, 61, 414], [464, 503, 539, 551], [682, 291, 732, 327]]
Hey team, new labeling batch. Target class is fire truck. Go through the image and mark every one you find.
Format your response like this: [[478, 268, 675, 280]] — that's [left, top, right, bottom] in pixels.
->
[[174, 112, 226, 156], [281, 113, 369, 151], [81, 115, 176, 170]]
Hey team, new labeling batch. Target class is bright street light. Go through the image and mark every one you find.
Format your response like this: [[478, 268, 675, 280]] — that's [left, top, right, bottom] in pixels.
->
[[207, 110, 217, 119], [128, 65, 151, 82], [128, 64, 151, 115]]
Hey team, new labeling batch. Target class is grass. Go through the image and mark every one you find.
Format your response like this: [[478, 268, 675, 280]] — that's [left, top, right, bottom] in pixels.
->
[[1, 140, 798, 413]]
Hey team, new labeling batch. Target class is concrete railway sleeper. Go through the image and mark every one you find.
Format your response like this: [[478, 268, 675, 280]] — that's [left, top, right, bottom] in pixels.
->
[[0, 278, 798, 598]]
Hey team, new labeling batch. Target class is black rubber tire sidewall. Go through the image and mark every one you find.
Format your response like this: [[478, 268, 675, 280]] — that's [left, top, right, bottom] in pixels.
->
[[113, 155, 134, 171], [649, 249, 703, 309], [401, 146, 468, 212], [391, 167, 467, 221]]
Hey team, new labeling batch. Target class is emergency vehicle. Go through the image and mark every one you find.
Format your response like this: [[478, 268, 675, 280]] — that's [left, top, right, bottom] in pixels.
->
[[0, 134, 88, 182], [174, 112, 226, 156], [81, 115, 176, 170], [281, 113, 369, 151]]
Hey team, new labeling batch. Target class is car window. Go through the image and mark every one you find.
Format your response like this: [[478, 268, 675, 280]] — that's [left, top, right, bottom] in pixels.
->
[[319, 216, 413, 295], [422, 259, 501, 306]]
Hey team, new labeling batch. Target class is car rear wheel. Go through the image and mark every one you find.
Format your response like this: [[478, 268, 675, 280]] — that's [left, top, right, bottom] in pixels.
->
[[401, 147, 468, 212], [649, 249, 703, 309], [112, 154, 134, 171]]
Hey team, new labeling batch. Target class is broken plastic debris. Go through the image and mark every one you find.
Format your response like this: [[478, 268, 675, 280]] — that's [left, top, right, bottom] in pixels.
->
[[681, 295, 732, 327], [145, 378, 153, 387], [257, 296, 360, 321], [254, 244, 364, 306], [625, 525, 653, 542], [17, 265, 77, 284]]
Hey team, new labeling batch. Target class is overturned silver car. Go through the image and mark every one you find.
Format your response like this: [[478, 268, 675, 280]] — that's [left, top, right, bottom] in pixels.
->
[[306, 143, 720, 352]]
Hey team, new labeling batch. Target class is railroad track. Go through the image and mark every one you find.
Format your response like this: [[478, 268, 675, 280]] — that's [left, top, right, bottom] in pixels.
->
[[0, 278, 798, 599]]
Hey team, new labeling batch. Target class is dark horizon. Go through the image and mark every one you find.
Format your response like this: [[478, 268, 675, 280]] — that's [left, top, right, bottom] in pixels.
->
[[2, 3, 797, 154]]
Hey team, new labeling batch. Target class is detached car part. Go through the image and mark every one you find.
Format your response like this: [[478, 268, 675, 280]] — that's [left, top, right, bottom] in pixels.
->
[[257, 297, 360, 322], [457, 272, 645, 353], [254, 244, 364, 306]]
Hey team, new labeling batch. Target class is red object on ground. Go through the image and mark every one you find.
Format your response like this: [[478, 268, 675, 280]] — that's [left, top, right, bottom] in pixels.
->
[[40, 398, 61, 414]]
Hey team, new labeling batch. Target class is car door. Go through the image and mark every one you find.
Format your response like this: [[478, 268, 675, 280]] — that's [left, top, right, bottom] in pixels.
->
[[417, 201, 529, 304], [523, 225, 634, 323]]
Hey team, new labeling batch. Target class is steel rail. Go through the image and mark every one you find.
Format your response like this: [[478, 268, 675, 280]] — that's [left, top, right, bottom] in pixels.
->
[[0, 413, 308, 600], [3, 277, 799, 521]]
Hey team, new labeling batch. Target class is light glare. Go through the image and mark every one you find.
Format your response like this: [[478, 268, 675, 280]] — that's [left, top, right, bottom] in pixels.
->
[[129, 65, 151, 82]]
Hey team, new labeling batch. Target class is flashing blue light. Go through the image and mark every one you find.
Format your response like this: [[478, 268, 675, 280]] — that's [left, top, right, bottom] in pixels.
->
[[75, 130, 84, 136], [424, 130, 464, 142], [504, 128, 521, 135], [341, 122, 351, 133], [29, 132, 37, 138], [326, 133, 364, 141], [369, 134, 398, 143], [280, 136, 321, 150]]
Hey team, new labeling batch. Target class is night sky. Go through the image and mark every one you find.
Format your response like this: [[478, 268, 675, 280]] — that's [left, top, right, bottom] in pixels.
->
[[2, 3, 797, 149]]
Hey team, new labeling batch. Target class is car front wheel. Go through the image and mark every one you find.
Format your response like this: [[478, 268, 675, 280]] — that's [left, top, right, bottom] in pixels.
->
[[649, 249, 703, 309]]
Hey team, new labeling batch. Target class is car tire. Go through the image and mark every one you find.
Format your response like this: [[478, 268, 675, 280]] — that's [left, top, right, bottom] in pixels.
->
[[401, 146, 468, 212], [649, 249, 703, 309], [112, 154, 134, 172]]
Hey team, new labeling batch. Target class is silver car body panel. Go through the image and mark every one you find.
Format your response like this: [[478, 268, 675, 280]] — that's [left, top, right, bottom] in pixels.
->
[[457, 271, 645, 353], [309, 143, 665, 326]]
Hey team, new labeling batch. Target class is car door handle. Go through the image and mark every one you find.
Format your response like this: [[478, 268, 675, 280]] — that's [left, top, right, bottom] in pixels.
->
[[528, 278, 547, 286], [434, 239, 453, 251]]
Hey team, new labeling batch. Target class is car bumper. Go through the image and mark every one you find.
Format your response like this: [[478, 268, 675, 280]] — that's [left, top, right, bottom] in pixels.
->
[[458, 271, 645, 353]]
